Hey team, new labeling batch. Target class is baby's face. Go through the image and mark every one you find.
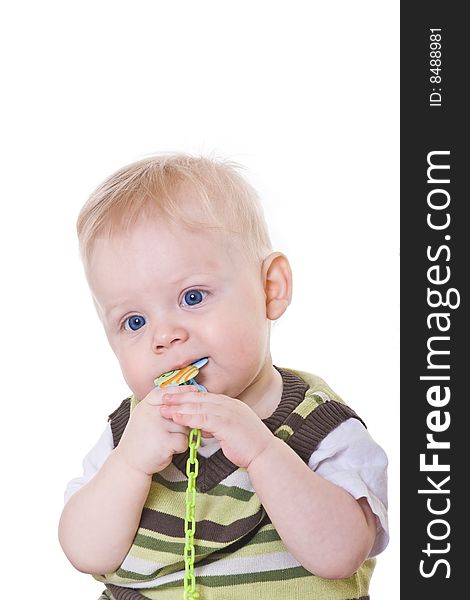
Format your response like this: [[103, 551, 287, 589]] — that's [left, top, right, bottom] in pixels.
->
[[87, 216, 273, 401]]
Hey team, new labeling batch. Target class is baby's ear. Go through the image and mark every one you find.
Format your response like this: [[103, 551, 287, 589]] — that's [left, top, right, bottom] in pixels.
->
[[261, 252, 293, 320]]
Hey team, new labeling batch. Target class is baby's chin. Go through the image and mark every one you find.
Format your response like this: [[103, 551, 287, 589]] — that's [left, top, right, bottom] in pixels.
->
[[197, 367, 241, 397]]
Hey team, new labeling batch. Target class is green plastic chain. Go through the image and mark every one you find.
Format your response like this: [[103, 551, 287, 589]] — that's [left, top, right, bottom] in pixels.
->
[[154, 358, 208, 600], [184, 428, 201, 599]]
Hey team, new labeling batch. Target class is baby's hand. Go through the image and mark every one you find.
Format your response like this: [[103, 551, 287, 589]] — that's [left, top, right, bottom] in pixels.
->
[[114, 386, 197, 476], [160, 390, 275, 468]]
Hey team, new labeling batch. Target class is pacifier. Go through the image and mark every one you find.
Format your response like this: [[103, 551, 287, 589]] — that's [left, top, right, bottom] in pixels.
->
[[154, 357, 208, 392]]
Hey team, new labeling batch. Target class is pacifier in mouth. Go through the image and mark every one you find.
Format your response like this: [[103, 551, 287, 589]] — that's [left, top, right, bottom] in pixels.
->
[[154, 357, 208, 391]]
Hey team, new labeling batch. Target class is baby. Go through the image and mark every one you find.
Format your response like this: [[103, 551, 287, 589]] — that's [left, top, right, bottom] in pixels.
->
[[59, 154, 388, 600]]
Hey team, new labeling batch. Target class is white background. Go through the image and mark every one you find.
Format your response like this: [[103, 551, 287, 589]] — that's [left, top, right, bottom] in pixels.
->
[[0, 2, 399, 598]]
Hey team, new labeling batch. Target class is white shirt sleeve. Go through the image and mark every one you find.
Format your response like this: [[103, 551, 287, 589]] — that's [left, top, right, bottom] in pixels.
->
[[63, 423, 115, 504], [63, 416, 389, 558], [308, 418, 389, 558]]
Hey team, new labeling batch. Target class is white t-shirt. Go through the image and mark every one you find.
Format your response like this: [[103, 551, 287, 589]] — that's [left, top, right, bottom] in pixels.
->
[[64, 417, 389, 558]]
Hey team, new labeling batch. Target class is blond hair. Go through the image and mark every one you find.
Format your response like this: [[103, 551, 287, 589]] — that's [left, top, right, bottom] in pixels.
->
[[77, 153, 273, 267]]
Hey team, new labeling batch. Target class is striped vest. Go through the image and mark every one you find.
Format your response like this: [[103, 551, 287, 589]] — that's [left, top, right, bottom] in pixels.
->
[[95, 367, 375, 600]]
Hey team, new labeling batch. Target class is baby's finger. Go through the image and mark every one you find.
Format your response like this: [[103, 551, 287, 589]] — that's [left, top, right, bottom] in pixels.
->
[[161, 391, 208, 405], [164, 410, 219, 434], [161, 400, 219, 418], [171, 432, 192, 454], [146, 385, 199, 406], [163, 419, 189, 434]]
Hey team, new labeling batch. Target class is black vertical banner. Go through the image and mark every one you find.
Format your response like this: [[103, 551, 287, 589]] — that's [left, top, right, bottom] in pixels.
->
[[401, 3, 467, 596]]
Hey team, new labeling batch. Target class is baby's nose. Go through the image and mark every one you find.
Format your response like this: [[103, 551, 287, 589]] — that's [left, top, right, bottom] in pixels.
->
[[152, 324, 189, 353]]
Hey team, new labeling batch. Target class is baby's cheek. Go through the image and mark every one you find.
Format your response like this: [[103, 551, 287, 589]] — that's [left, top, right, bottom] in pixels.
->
[[118, 353, 149, 398], [220, 318, 266, 363]]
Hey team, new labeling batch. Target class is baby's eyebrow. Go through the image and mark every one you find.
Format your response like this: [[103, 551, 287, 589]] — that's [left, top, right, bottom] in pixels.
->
[[104, 303, 127, 320], [168, 268, 221, 286], [101, 295, 139, 320]]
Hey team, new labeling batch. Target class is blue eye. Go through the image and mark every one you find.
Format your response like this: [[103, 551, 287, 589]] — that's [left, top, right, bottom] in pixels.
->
[[182, 289, 206, 306], [124, 315, 146, 331]]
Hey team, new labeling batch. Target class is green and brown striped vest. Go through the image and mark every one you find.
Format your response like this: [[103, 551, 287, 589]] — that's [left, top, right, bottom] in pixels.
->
[[95, 367, 376, 600]]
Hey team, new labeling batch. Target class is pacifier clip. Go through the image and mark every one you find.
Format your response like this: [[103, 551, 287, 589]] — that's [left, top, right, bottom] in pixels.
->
[[154, 357, 208, 600]]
